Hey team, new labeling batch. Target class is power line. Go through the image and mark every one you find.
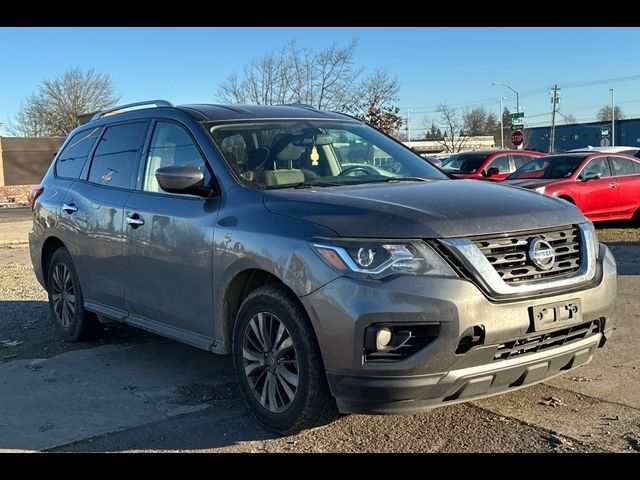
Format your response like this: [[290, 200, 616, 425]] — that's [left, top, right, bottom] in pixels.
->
[[403, 73, 640, 115]]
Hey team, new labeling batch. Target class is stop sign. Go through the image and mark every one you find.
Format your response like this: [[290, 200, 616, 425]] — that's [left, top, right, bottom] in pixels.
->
[[512, 130, 523, 146]]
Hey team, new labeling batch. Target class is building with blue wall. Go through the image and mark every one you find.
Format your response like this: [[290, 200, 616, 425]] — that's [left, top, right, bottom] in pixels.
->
[[524, 118, 640, 153]]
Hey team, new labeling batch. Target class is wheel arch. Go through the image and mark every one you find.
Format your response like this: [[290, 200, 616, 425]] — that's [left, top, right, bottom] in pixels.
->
[[220, 268, 304, 354], [557, 194, 576, 205], [41, 236, 67, 288]]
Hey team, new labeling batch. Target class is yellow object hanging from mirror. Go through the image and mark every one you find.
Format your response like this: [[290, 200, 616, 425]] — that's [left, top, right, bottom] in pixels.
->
[[310, 145, 320, 166]]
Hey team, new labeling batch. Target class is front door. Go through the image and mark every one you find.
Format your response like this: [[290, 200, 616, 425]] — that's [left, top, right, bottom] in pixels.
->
[[578, 156, 618, 219], [123, 120, 219, 338], [483, 154, 512, 181]]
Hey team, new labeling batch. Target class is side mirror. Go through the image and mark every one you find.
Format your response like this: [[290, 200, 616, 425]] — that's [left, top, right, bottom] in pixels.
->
[[581, 171, 602, 182], [155, 165, 214, 197], [486, 167, 500, 177]]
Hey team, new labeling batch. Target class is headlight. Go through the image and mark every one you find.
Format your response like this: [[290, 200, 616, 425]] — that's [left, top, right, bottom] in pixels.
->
[[311, 239, 456, 279], [583, 220, 599, 260], [534, 186, 546, 194]]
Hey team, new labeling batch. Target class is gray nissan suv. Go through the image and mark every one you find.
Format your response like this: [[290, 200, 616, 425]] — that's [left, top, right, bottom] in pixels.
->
[[29, 101, 617, 434]]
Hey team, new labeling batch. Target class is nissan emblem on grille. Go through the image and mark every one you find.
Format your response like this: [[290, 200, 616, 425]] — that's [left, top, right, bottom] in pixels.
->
[[528, 238, 556, 271]]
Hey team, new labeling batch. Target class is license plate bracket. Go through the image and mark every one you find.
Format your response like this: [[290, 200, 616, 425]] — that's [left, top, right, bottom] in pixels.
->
[[529, 299, 582, 332]]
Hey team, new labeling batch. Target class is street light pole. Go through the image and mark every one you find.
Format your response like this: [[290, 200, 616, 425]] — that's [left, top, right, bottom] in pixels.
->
[[499, 96, 505, 149], [609, 88, 615, 147], [492, 81, 520, 113], [493, 82, 521, 149]]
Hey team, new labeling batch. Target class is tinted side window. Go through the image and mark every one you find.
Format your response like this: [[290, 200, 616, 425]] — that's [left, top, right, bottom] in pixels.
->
[[488, 155, 510, 173], [609, 156, 636, 176], [582, 157, 612, 178], [142, 122, 209, 195], [55, 127, 101, 179], [634, 160, 640, 174], [88, 122, 147, 189]]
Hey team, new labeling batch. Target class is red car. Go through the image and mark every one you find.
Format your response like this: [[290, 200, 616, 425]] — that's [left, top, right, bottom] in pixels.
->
[[504, 152, 640, 222], [441, 149, 544, 181]]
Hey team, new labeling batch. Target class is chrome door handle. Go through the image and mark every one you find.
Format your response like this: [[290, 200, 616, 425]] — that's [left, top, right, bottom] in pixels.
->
[[126, 214, 145, 227], [62, 203, 78, 214], [609, 182, 617, 188]]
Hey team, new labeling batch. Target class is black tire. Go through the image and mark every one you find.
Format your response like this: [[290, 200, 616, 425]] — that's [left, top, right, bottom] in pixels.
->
[[232, 283, 338, 435], [46, 248, 103, 342]]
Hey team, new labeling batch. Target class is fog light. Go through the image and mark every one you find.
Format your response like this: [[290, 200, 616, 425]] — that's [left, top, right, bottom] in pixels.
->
[[376, 327, 392, 350]]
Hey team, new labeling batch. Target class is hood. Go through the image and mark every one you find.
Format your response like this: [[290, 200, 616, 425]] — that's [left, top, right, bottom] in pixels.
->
[[503, 178, 559, 190], [263, 179, 586, 239]]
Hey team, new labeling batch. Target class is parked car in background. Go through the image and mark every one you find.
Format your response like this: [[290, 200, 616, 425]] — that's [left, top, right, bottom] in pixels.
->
[[569, 146, 640, 158], [441, 149, 544, 181], [420, 154, 443, 168], [504, 152, 640, 222]]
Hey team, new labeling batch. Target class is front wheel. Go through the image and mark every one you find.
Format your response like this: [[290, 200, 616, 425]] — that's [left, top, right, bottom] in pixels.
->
[[46, 248, 103, 342], [232, 284, 338, 435]]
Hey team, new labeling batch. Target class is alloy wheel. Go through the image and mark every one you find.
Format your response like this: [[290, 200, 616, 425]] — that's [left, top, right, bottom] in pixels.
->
[[242, 312, 299, 413], [51, 263, 75, 328]]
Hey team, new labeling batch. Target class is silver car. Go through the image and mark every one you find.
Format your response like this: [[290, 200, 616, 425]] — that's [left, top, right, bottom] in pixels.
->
[[29, 101, 617, 434]]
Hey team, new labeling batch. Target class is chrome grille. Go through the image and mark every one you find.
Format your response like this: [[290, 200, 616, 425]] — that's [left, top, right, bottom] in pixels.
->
[[473, 226, 581, 284]]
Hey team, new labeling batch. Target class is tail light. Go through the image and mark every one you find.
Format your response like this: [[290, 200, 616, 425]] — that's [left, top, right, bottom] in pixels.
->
[[28, 186, 44, 211]]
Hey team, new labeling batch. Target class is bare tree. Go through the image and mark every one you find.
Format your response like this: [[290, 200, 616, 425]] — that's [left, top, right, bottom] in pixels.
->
[[9, 67, 119, 137], [462, 106, 489, 136], [597, 105, 624, 122], [559, 112, 576, 125], [217, 39, 395, 115], [436, 104, 469, 153], [354, 69, 402, 135]]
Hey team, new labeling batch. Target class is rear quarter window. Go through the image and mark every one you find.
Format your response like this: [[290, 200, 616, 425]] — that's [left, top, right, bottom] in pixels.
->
[[55, 127, 102, 179]]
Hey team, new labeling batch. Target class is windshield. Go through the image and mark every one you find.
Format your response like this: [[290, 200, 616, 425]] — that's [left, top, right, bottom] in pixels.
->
[[441, 153, 491, 174], [206, 120, 447, 189], [508, 155, 587, 180]]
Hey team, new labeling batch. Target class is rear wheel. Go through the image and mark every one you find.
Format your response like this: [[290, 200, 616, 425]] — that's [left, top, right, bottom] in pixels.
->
[[232, 284, 338, 435], [47, 248, 103, 342]]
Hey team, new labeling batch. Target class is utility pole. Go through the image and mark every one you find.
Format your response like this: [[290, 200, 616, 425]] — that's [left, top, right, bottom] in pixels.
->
[[499, 97, 505, 149], [609, 88, 615, 147], [549, 85, 560, 154], [407, 109, 412, 148]]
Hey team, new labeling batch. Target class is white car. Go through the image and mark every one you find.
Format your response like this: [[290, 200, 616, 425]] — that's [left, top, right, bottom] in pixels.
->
[[569, 145, 640, 158]]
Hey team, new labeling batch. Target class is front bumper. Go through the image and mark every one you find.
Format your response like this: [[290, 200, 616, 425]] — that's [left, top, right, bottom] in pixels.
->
[[300, 243, 616, 414]]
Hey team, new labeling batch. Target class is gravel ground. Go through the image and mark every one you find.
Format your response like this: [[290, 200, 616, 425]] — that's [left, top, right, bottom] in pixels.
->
[[0, 263, 156, 362], [595, 219, 640, 243]]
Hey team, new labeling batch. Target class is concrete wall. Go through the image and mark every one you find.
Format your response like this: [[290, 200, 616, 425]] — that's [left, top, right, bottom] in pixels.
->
[[403, 136, 495, 154], [0, 137, 65, 186]]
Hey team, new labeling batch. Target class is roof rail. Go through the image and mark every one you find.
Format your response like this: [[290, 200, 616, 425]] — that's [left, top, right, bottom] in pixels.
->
[[284, 103, 319, 111], [91, 100, 174, 121]]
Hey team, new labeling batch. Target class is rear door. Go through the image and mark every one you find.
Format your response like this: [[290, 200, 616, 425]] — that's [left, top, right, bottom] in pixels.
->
[[608, 155, 640, 217], [122, 120, 218, 338], [577, 156, 618, 219], [61, 121, 148, 310]]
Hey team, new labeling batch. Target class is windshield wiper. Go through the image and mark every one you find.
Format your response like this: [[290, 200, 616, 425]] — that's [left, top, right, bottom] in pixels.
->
[[383, 176, 432, 183]]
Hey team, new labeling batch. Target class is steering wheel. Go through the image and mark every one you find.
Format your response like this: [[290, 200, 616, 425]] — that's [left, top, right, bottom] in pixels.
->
[[338, 165, 377, 177]]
